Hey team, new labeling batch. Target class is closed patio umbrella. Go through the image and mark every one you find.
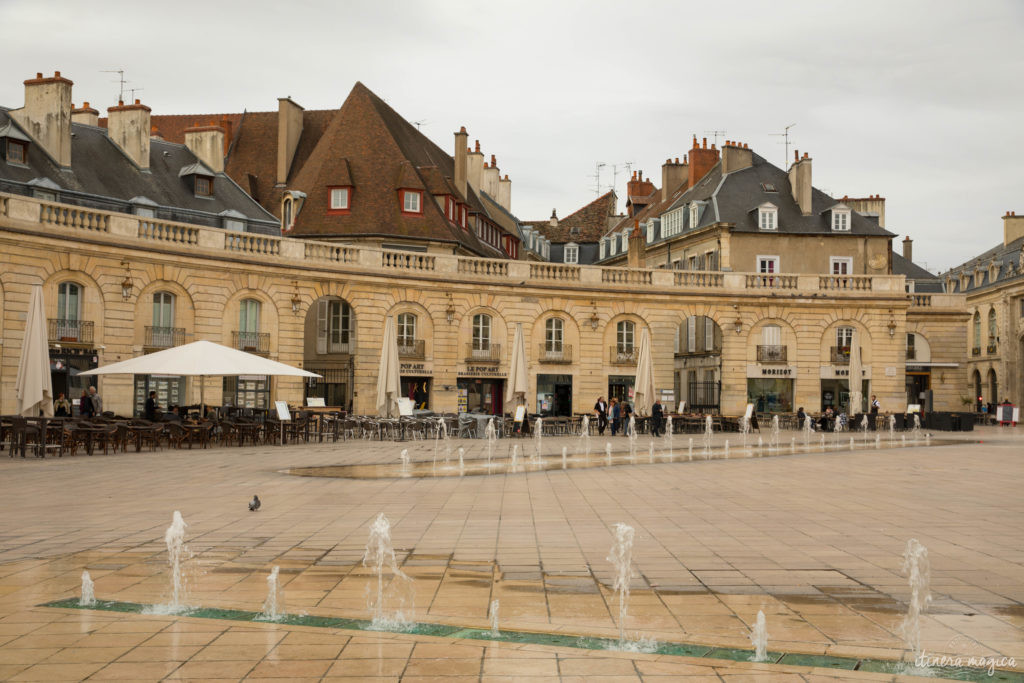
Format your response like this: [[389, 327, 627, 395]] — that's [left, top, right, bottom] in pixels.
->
[[633, 327, 655, 416], [505, 322, 528, 411], [848, 330, 862, 417], [376, 316, 401, 417], [16, 284, 54, 417]]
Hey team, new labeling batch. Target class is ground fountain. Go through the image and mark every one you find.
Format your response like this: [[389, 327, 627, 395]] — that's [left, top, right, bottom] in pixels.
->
[[702, 415, 713, 458], [605, 442, 612, 466], [145, 511, 190, 615], [399, 449, 410, 473], [849, 436, 855, 450], [79, 570, 95, 607], [749, 610, 769, 662], [362, 513, 415, 630], [484, 418, 497, 467], [911, 414, 922, 442], [561, 446, 567, 469], [627, 415, 637, 461], [770, 415, 780, 450], [900, 539, 931, 664], [724, 439, 730, 458], [607, 522, 635, 647], [889, 414, 896, 444], [510, 444, 519, 471], [578, 415, 592, 463], [819, 434, 825, 450], [534, 417, 543, 461], [664, 415, 673, 460], [258, 566, 285, 621], [688, 437, 693, 460], [649, 441, 654, 463], [875, 433, 881, 449], [861, 415, 870, 444], [458, 447, 465, 475], [803, 415, 814, 447], [740, 416, 749, 449], [757, 436, 763, 456], [489, 599, 500, 638]]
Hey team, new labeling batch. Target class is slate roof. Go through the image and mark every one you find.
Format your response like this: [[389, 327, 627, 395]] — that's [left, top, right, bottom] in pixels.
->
[[892, 253, 944, 292], [0, 108, 278, 232], [525, 191, 618, 243], [943, 235, 1024, 293]]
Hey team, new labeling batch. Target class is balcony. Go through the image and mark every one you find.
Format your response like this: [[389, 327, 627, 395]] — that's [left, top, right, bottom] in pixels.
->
[[233, 330, 270, 355], [327, 339, 353, 354], [144, 326, 185, 351], [972, 346, 981, 356], [675, 344, 723, 357], [987, 343, 998, 355], [398, 339, 425, 359], [538, 343, 573, 364], [830, 346, 850, 364], [48, 318, 94, 346], [756, 345, 787, 363], [465, 343, 500, 363], [610, 345, 637, 364]]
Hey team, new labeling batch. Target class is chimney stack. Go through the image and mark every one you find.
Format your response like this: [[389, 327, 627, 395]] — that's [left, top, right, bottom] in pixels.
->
[[687, 135, 720, 189], [497, 174, 511, 212], [788, 150, 813, 215], [71, 101, 99, 127], [483, 156, 499, 198], [12, 71, 73, 167], [219, 117, 233, 156], [661, 157, 687, 201], [628, 219, 646, 269], [276, 97, 304, 185], [453, 126, 468, 198], [902, 236, 913, 263], [107, 98, 152, 169], [549, 208, 558, 227], [183, 121, 225, 173], [1004, 211, 1024, 246], [467, 139, 484, 192], [721, 140, 752, 175], [844, 194, 886, 228]]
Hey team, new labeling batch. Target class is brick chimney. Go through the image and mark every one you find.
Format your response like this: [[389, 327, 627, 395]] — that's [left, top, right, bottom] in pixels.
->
[[498, 174, 511, 212], [276, 97, 304, 185], [626, 170, 656, 217], [1004, 211, 1024, 246], [549, 209, 558, 227], [628, 219, 646, 269], [688, 136, 719, 189], [219, 117, 233, 156], [71, 101, 99, 127], [467, 139, 484, 192], [483, 155, 500, 198], [183, 121, 225, 173], [721, 140, 752, 175], [107, 99, 152, 169], [454, 126, 468, 198], [11, 71, 73, 167], [661, 157, 687, 201], [845, 194, 886, 228], [902, 236, 913, 263], [788, 150, 813, 216]]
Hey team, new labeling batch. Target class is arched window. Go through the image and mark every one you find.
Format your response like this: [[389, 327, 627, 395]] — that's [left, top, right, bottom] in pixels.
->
[[988, 309, 997, 350], [988, 369, 998, 404], [397, 312, 417, 347], [282, 198, 293, 232], [616, 321, 635, 353], [545, 318, 563, 352], [472, 314, 491, 351], [150, 292, 177, 348], [57, 282, 80, 321], [835, 326, 854, 362], [237, 299, 261, 351], [973, 311, 981, 352]]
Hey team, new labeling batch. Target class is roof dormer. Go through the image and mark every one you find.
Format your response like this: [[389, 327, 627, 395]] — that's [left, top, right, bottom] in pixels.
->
[[0, 121, 31, 166], [281, 190, 306, 233], [178, 161, 216, 198], [689, 200, 705, 229], [827, 203, 852, 232], [755, 202, 778, 231]]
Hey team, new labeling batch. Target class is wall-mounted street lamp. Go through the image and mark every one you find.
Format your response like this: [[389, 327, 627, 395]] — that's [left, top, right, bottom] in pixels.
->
[[589, 301, 600, 331], [445, 293, 456, 324], [119, 260, 133, 301], [887, 309, 897, 337], [290, 281, 302, 314]]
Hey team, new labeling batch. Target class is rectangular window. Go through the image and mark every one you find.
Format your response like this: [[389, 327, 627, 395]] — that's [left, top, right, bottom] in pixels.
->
[[564, 244, 579, 264], [836, 327, 853, 348], [329, 187, 350, 211], [832, 210, 850, 231], [830, 257, 852, 275], [402, 190, 421, 213], [758, 256, 779, 273], [759, 209, 776, 230], [6, 140, 25, 164], [195, 176, 213, 197], [703, 317, 714, 351]]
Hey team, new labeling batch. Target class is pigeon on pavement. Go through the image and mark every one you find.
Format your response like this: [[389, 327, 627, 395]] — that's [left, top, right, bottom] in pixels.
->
[[249, 495, 260, 512]]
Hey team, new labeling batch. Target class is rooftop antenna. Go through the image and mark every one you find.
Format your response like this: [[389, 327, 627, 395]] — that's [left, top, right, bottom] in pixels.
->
[[610, 162, 634, 197], [128, 86, 144, 101], [101, 68, 127, 102], [590, 162, 607, 196], [704, 130, 727, 147], [770, 123, 797, 168], [412, 119, 427, 130]]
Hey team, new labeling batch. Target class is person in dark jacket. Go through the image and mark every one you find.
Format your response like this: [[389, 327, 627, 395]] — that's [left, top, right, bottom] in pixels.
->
[[621, 402, 634, 434], [78, 389, 94, 418], [650, 398, 664, 437], [594, 397, 608, 435], [144, 391, 159, 421], [54, 393, 71, 417], [609, 398, 621, 436]]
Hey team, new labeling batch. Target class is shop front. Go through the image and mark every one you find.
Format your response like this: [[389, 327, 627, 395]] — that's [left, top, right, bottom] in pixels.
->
[[536, 374, 572, 416], [134, 375, 184, 416], [401, 361, 432, 410], [49, 348, 98, 415], [457, 365, 505, 415], [304, 365, 351, 409], [608, 375, 634, 408], [746, 365, 795, 413], [224, 375, 270, 409], [819, 366, 870, 412]]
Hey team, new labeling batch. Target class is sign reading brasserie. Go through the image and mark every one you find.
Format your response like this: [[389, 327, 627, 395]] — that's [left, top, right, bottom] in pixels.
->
[[458, 365, 507, 378]]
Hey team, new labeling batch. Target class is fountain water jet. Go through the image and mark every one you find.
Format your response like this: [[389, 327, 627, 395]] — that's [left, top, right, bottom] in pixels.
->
[[757, 435, 763, 456], [607, 523, 635, 646], [749, 610, 769, 661], [484, 418, 497, 467], [648, 441, 654, 463], [510, 444, 519, 471], [362, 513, 415, 630], [702, 416, 713, 458], [489, 599, 500, 638], [770, 415, 780, 450], [724, 440, 729, 457], [577, 415, 592, 463], [861, 415, 870, 444], [165, 511, 188, 612], [664, 415, 674, 460], [803, 416, 814, 447], [561, 446, 567, 469], [688, 437, 693, 461], [534, 417, 543, 461], [79, 570, 96, 607], [605, 442, 612, 466], [258, 566, 285, 621], [899, 539, 931, 662], [889, 414, 896, 444], [740, 416, 750, 449], [627, 415, 637, 462], [458, 447, 465, 475], [911, 414, 922, 442]]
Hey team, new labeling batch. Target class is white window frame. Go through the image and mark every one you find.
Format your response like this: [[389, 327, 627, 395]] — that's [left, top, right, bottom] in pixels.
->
[[152, 291, 175, 328], [836, 326, 854, 348], [832, 208, 851, 232], [758, 204, 778, 231], [690, 203, 700, 227], [757, 255, 779, 274], [330, 187, 350, 210], [239, 299, 261, 333], [830, 257, 853, 275], [545, 318, 563, 352], [564, 242, 579, 264], [472, 314, 491, 351], [599, 239, 607, 259], [617, 321, 635, 353], [761, 324, 781, 346], [402, 190, 421, 213], [57, 282, 81, 322], [646, 220, 654, 243]]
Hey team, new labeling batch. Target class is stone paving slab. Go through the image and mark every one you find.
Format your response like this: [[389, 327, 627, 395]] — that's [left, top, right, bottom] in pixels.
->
[[0, 425, 1020, 680]]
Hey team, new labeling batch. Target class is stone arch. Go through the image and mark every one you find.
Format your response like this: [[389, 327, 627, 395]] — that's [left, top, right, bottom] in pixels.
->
[[530, 308, 581, 363], [905, 331, 931, 363], [221, 287, 279, 355], [42, 268, 106, 344], [302, 292, 357, 409], [460, 305, 509, 362], [972, 368, 982, 404], [385, 300, 434, 360], [820, 319, 874, 365], [746, 316, 798, 364], [987, 367, 999, 404], [133, 279, 197, 350]]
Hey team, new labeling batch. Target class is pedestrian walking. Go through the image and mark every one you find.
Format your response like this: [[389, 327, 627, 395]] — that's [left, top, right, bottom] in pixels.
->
[[79, 389, 95, 418], [88, 386, 103, 415], [651, 398, 664, 437], [594, 396, 608, 435], [609, 398, 620, 436]]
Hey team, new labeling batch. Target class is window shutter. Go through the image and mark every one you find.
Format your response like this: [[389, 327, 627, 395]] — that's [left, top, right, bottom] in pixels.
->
[[687, 317, 696, 352], [704, 317, 713, 351], [316, 299, 328, 355]]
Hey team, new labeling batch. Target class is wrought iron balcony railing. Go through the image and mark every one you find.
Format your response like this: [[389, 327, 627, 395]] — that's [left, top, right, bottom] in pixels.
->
[[233, 330, 270, 355], [538, 343, 572, 363], [398, 339, 425, 359], [756, 345, 787, 362], [830, 346, 850, 364], [610, 345, 637, 364], [465, 343, 500, 363], [144, 326, 185, 350], [48, 318, 94, 345]]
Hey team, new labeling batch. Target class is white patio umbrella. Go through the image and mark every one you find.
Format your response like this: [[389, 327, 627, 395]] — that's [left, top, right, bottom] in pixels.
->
[[633, 327, 655, 416], [505, 322, 528, 413], [16, 284, 54, 417], [79, 340, 319, 411], [847, 331, 862, 416], [376, 316, 401, 417]]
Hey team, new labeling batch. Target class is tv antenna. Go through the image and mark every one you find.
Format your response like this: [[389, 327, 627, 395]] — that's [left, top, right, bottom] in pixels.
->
[[101, 68, 127, 102], [704, 129, 727, 147], [610, 162, 634, 196], [128, 86, 144, 101], [770, 123, 797, 167], [589, 162, 607, 196], [412, 119, 427, 130]]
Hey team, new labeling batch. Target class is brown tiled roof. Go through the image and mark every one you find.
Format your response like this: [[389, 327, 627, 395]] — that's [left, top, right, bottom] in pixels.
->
[[526, 191, 618, 243], [606, 183, 684, 236], [99, 112, 245, 144]]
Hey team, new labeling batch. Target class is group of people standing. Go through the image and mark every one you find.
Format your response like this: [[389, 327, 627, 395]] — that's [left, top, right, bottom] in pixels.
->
[[592, 396, 666, 437], [53, 386, 102, 418]]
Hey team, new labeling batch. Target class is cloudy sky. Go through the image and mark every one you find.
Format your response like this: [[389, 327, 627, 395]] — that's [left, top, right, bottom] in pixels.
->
[[2, 0, 1021, 272]]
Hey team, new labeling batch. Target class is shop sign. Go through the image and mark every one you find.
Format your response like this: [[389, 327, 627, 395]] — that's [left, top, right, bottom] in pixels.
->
[[458, 365, 507, 378], [820, 366, 872, 379], [746, 365, 796, 378], [400, 362, 431, 374]]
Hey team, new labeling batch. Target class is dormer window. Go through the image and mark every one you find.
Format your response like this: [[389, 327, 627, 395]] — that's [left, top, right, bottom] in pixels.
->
[[690, 202, 702, 228], [6, 139, 26, 164], [646, 220, 655, 243], [401, 189, 422, 214], [129, 196, 158, 218], [831, 205, 851, 231], [600, 238, 607, 259], [328, 186, 351, 213], [459, 205, 467, 229], [195, 176, 213, 197], [757, 203, 778, 231], [220, 209, 246, 232], [280, 190, 305, 233], [564, 242, 579, 264], [0, 122, 30, 166], [179, 162, 216, 198], [27, 177, 60, 202]]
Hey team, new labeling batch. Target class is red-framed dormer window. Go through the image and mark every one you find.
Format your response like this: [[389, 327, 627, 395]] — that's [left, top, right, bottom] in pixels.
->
[[445, 196, 455, 221], [328, 186, 352, 214], [459, 205, 467, 229], [400, 189, 423, 215]]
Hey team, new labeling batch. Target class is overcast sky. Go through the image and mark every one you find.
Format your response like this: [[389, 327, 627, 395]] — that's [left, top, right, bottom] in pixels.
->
[[2, 0, 1021, 272]]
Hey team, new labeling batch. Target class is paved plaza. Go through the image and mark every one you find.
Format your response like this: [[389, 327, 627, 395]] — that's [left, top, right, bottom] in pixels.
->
[[0, 425, 1022, 681]]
